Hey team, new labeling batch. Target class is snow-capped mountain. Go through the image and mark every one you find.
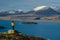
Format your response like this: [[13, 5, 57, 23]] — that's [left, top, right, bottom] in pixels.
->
[[15, 9, 23, 14], [8, 10, 15, 14], [0, 9, 23, 13], [50, 6, 60, 13], [0, 9, 24, 16], [27, 6, 59, 16], [7, 9, 23, 14], [0, 11, 9, 16], [0, 6, 60, 17], [33, 6, 48, 11], [57, 8, 60, 12], [54, 8, 60, 13]]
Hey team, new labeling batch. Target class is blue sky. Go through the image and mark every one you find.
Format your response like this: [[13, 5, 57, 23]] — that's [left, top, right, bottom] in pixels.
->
[[0, 0, 60, 12]]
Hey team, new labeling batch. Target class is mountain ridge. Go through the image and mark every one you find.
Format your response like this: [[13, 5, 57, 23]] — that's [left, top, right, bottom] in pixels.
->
[[0, 6, 60, 16], [27, 6, 60, 16]]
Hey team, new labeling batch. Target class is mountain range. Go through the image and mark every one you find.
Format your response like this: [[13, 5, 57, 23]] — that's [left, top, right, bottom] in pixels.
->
[[0, 10, 24, 16], [0, 6, 60, 16]]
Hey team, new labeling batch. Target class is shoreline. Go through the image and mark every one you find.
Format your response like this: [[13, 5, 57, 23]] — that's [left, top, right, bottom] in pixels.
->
[[0, 19, 60, 22]]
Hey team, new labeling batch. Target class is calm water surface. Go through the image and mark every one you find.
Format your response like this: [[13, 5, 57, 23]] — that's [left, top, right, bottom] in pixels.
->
[[0, 20, 60, 40]]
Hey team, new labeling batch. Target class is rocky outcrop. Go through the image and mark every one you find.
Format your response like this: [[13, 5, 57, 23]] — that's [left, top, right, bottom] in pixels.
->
[[0, 30, 46, 40]]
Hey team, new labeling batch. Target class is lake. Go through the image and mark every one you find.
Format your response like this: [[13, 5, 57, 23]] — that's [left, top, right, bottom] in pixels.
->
[[0, 20, 60, 40]]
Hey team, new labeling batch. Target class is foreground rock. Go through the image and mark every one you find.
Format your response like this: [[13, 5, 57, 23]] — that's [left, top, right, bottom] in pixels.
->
[[0, 30, 46, 40]]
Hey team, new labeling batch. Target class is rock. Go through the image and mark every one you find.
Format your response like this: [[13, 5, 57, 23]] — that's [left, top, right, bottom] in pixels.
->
[[8, 29, 15, 34]]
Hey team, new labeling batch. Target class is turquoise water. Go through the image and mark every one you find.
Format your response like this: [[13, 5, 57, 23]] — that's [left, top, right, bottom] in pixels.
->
[[0, 20, 60, 40]]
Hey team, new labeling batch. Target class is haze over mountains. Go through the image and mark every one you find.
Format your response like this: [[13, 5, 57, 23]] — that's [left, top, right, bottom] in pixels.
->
[[0, 6, 60, 16]]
